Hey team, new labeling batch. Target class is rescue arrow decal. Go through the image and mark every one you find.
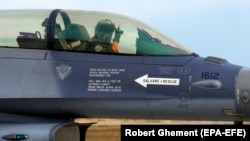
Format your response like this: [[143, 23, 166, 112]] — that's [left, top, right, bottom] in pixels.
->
[[134, 74, 180, 88]]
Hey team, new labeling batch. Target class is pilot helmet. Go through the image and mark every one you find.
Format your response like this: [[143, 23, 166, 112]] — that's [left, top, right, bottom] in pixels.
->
[[94, 19, 115, 43]]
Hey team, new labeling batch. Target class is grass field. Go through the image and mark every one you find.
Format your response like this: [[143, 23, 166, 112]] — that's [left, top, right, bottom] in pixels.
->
[[86, 125, 120, 141]]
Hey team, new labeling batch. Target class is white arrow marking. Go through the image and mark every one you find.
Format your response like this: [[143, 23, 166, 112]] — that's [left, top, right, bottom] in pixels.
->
[[134, 74, 180, 88]]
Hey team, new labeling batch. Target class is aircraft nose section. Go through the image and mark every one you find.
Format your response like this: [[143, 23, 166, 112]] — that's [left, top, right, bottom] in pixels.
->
[[235, 67, 250, 119]]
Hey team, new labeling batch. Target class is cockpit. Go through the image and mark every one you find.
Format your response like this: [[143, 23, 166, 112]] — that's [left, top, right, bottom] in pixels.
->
[[0, 9, 192, 55]]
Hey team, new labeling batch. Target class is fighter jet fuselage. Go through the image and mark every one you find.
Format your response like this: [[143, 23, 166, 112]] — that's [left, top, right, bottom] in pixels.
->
[[0, 48, 247, 122], [0, 9, 249, 141]]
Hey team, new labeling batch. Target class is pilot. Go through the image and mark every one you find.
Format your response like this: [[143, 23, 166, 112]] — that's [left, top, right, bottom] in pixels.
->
[[88, 19, 123, 53]]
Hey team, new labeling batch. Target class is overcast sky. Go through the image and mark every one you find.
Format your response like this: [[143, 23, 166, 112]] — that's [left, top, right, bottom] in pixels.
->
[[1, 0, 250, 67]]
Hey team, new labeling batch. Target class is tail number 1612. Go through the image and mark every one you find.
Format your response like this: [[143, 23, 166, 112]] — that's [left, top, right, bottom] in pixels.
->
[[201, 72, 220, 79]]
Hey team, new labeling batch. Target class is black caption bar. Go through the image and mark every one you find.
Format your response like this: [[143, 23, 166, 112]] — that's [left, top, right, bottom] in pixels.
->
[[121, 124, 250, 141]]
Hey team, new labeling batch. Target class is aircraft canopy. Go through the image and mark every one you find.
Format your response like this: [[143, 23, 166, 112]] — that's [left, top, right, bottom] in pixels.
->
[[0, 9, 192, 55]]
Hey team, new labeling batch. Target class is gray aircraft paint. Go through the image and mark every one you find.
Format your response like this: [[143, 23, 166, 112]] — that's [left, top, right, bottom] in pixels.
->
[[0, 9, 249, 141]]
